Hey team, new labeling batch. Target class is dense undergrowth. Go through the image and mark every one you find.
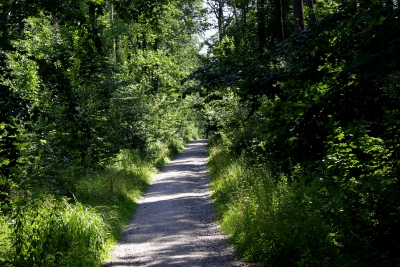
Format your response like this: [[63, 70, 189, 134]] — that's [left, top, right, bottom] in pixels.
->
[[208, 135, 398, 267], [0, 136, 193, 267]]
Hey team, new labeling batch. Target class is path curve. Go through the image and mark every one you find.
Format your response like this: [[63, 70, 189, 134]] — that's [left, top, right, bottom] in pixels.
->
[[103, 140, 253, 267]]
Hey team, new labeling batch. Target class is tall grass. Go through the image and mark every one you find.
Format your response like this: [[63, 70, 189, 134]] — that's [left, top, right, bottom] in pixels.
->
[[6, 195, 108, 267], [0, 212, 12, 265], [75, 149, 155, 241], [208, 142, 339, 266], [0, 138, 187, 266]]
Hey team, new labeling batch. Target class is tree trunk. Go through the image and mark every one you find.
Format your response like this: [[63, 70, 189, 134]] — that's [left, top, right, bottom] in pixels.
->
[[386, 0, 393, 8], [257, 0, 267, 53], [111, 3, 116, 60], [152, 38, 159, 94], [243, 3, 247, 28], [232, 0, 241, 45], [274, 0, 285, 42], [350, 0, 358, 13], [305, 0, 317, 23], [292, 0, 304, 33], [52, 11, 59, 36], [218, 0, 224, 42], [2, 0, 10, 38], [232, 0, 239, 27]]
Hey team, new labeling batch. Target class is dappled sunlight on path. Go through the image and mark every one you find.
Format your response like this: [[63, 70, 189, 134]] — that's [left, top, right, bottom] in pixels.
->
[[103, 140, 253, 267]]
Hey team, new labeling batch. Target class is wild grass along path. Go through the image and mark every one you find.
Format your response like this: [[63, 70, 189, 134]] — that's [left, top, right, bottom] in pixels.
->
[[103, 139, 253, 267]]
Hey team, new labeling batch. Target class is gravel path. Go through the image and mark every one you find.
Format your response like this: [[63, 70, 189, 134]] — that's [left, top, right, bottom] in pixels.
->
[[103, 139, 254, 267]]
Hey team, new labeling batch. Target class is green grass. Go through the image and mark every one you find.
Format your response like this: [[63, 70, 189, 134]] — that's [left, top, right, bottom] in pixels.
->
[[208, 142, 339, 267], [3, 194, 109, 267], [75, 151, 155, 242], [0, 139, 188, 267], [0, 213, 12, 265]]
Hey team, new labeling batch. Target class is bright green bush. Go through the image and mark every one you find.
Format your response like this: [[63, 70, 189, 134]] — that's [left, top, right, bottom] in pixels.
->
[[9, 196, 108, 267]]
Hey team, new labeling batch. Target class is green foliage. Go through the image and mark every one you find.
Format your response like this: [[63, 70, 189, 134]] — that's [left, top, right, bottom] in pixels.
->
[[0, 0, 206, 264], [209, 143, 339, 266], [201, 2, 400, 266], [9, 195, 108, 267], [0, 142, 178, 266], [75, 149, 154, 240]]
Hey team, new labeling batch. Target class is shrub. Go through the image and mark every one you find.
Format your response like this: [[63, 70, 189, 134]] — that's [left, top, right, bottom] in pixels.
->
[[10, 195, 108, 267], [209, 143, 339, 266]]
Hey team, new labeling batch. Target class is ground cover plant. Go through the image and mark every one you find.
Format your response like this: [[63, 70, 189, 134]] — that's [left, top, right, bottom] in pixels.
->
[[209, 132, 398, 266]]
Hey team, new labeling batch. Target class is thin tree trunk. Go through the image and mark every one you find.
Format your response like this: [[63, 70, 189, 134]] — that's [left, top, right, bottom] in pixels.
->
[[111, 3, 116, 60], [257, 0, 267, 53], [386, 0, 393, 8], [2, 0, 10, 38], [232, 0, 241, 45], [305, 0, 317, 23], [274, 0, 284, 42], [292, 0, 304, 33], [232, 0, 240, 30], [152, 38, 159, 93], [243, 4, 247, 28], [218, 0, 224, 42], [52, 12, 59, 36]]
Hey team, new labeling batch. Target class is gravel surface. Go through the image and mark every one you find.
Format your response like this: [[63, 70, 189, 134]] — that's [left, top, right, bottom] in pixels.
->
[[103, 139, 254, 267]]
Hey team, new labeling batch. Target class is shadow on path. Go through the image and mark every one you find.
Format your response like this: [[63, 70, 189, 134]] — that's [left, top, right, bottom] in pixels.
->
[[103, 140, 253, 267]]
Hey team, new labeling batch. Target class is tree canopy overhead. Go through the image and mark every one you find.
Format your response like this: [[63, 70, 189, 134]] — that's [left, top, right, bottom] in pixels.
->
[[1, 1, 209, 263], [0, 0, 207, 201]]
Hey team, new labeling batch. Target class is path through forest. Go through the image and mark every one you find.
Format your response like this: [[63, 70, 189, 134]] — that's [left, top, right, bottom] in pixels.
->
[[103, 140, 253, 267]]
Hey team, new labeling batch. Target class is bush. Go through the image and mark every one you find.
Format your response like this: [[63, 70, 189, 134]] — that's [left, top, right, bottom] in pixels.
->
[[209, 135, 400, 266], [209, 143, 340, 266], [9, 195, 108, 267]]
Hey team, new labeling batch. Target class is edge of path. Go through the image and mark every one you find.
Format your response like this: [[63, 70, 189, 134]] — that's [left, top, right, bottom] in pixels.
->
[[103, 139, 256, 267]]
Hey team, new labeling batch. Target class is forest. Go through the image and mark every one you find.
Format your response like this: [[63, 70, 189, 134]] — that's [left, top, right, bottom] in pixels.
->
[[0, 0, 205, 265], [1, 0, 399, 266]]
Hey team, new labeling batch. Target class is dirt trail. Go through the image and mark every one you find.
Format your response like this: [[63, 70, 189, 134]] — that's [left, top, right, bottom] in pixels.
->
[[103, 139, 253, 267]]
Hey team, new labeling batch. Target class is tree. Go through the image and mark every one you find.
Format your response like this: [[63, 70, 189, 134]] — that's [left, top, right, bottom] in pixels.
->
[[196, 1, 400, 265], [274, 0, 285, 42], [292, 0, 304, 32], [305, 0, 317, 23], [207, 0, 229, 42], [257, 0, 267, 53]]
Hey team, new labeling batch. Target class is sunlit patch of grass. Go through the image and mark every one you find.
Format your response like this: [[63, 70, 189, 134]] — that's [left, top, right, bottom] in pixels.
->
[[0, 138, 190, 266], [147, 139, 186, 170], [75, 153, 155, 242], [3, 195, 109, 267], [0, 149, 157, 266], [0, 213, 12, 265]]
